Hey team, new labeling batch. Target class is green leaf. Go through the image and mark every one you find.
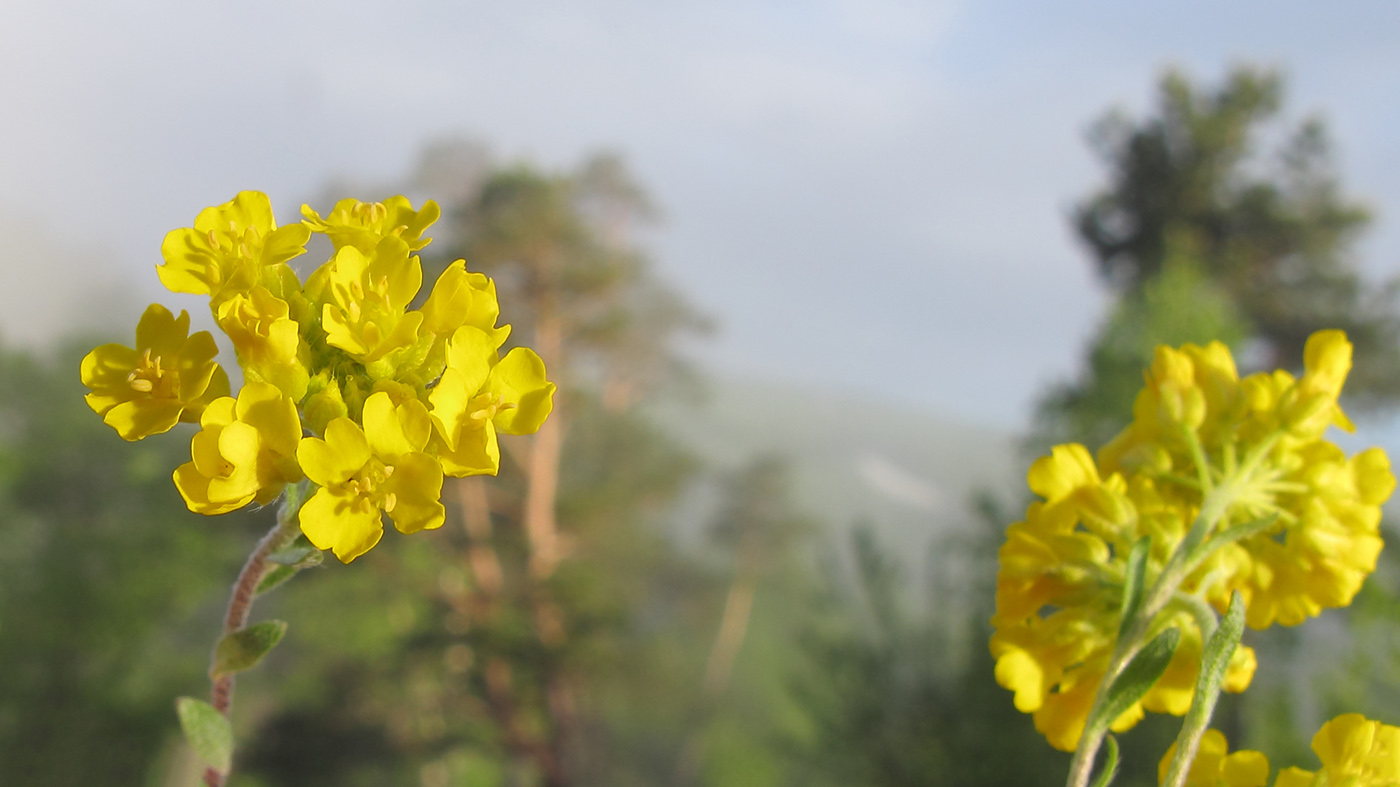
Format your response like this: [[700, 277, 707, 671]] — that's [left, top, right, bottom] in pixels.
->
[[1118, 538, 1151, 640], [175, 697, 232, 773], [1160, 593, 1247, 787], [255, 565, 298, 596], [266, 543, 321, 567], [1096, 626, 1181, 730], [257, 541, 321, 595], [1197, 592, 1246, 695], [211, 620, 288, 678], [1089, 734, 1120, 787]]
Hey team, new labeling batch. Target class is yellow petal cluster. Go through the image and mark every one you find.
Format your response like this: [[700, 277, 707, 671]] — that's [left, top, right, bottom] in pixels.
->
[[992, 331, 1393, 751], [1275, 714, 1400, 787], [174, 383, 303, 514], [81, 192, 556, 563], [1158, 729, 1270, 787], [990, 445, 1258, 751], [1099, 331, 1395, 628], [80, 304, 230, 440]]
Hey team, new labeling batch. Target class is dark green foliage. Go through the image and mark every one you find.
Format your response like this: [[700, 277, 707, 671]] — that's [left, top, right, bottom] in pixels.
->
[[1072, 66, 1400, 407], [1033, 255, 1247, 451]]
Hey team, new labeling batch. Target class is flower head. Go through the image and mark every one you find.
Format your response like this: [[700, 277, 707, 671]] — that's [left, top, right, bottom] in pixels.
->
[[991, 443, 1257, 750], [296, 392, 445, 562], [88, 192, 553, 564], [158, 191, 310, 305], [1159, 729, 1270, 787], [80, 304, 230, 440], [1275, 714, 1400, 787], [428, 327, 556, 476], [173, 383, 304, 514], [994, 330, 1393, 751], [1098, 331, 1394, 629]]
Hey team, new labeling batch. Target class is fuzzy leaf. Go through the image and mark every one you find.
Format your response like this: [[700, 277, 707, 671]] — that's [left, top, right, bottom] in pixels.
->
[[254, 565, 298, 596], [266, 543, 321, 567], [1118, 538, 1150, 640], [1197, 592, 1246, 698], [211, 620, 287, 678], [1199, 513, 1280, 559], [175, 696, 232, 773], [1095, 626, 1181, 732]]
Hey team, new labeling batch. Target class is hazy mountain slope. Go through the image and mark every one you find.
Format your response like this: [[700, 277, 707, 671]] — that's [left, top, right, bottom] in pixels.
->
[[649, 377, 1019, 569]]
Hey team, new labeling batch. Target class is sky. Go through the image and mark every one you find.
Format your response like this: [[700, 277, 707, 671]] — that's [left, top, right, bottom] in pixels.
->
[[3, 0, 1400, 431]]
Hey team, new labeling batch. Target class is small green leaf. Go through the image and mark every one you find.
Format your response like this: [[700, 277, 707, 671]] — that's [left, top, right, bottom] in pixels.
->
[[1089, 734, 1120, 787], [255, 565, 298, 596], [266, 543, 321, 567], [175, 697, 232, 773], [1197, 592, 1246, 694], [1118, 538, 1151, 640], [1096, 626, 1181, 730], [257, 541, 321, 595], [1160, 593, 1247, 787], [211, 620, 288, 678]]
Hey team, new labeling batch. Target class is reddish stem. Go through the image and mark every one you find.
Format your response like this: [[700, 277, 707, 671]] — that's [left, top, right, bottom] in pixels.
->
[[202, 507, 301, 787]]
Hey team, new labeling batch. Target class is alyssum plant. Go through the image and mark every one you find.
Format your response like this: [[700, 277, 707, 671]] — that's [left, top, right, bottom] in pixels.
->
[[994, 331, 1400, 786], [80, 192, 555, 785]]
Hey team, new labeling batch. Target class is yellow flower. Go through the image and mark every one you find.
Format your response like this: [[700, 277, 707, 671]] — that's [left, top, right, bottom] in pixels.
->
[[173, 383, 305, 514], [88, 191, 556, 564], [158, 191, 309, 304], [215, 285, 310, 400], [1097, 331, 1394, 629], [992, 443, 1257, 751], [302, 196, 440, 254], [297, 391, 445, 562], [1275, 714, 1400, 787], [80, 304, 230, 440], [420, 259, 511, 347], [1159, 729, 1270, 787], [310, 237, 428, 377], [428, 326, 556, 477]]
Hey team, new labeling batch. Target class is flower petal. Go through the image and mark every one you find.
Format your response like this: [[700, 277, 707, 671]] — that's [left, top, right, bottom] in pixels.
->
[[299, 487, 383, 563]]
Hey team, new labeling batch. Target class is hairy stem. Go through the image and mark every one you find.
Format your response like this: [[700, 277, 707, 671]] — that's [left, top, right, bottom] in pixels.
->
[[202, 495, 304, 787], [1065, 481, 1235, 787]]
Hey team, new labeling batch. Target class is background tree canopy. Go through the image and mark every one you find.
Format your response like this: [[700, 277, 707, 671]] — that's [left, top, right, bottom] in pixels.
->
[[1041, 66, 1400, 450]]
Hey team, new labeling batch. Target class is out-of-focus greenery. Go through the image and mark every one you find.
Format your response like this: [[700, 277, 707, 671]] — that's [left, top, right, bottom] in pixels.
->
[[6, 65, 1400, 787], [1071, 66, 1400, 407], [0, 338, 257, 785], [1034, 252, 1248, 451], [1048, 64, 1400, 455]]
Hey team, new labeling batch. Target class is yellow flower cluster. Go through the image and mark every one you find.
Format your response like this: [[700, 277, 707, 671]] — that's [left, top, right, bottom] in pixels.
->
[[1163, 715, 1400, 787], [81, 192, 555, 563], [992, 331, 1394, 751], [991, 443, 1259, 751], [1159, 729, 1269, 787], [1277, 714, 1400, 787], [1099, 332, 1395, 628]]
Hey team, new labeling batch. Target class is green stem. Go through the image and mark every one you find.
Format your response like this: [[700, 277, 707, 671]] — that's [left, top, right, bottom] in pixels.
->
[[1064, 482, 1234, 787], [201, 487, 306, 787], [1169, 591, 1219, 641], [1161, 682, 1222, 787], [1183, 427, 1214, 495]]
